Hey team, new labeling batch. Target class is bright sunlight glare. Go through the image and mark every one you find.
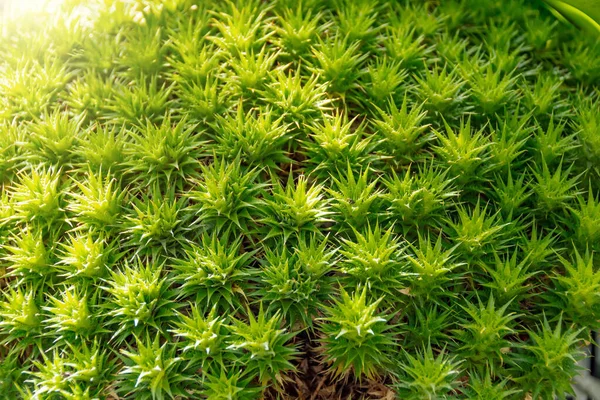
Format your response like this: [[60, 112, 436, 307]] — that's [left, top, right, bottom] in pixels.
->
[[0, 0, 64, 20]]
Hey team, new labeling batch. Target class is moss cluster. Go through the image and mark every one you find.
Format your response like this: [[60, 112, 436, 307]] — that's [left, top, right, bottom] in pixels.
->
[[0, 0, 599, 398]]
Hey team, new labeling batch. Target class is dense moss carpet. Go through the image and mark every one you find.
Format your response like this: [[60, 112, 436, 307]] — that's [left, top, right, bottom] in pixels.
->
[[0, 0, 599, 398]]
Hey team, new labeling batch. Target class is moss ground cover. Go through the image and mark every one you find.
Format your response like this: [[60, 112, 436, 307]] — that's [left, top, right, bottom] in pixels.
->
[[0, 0, 599, 398]]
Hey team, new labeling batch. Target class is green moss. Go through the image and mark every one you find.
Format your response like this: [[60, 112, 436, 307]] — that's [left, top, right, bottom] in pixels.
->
[[0, 0, 598, 398]]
